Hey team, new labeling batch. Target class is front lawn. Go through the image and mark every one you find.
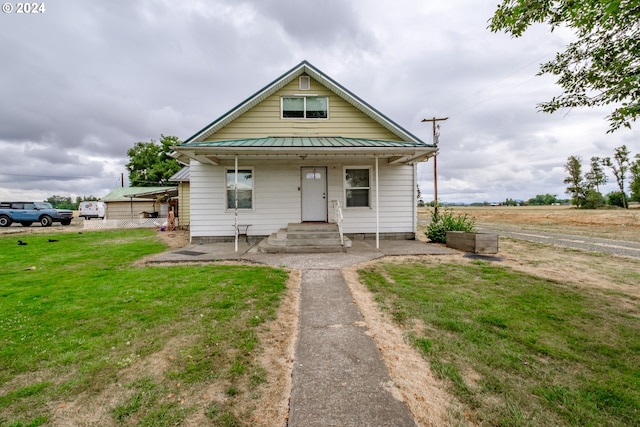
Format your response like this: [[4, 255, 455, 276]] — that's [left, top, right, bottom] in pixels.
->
[[359, 260, 640, 426], [0, 229, 288, 426]]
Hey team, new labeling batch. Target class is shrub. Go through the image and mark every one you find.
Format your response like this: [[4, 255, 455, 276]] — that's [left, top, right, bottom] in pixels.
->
[[426, 208, 476, 243], [607, 191, 627, 207], [582, 189, 605, 209]]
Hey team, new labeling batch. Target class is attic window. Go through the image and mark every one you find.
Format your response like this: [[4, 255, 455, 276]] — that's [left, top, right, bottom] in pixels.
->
[[282, 96, 328, 119], [299, 76, 310, 90]]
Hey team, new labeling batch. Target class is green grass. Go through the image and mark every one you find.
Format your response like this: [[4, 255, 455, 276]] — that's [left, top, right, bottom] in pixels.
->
[[0, 229, 288, 425], [359, 260, 640, 427]]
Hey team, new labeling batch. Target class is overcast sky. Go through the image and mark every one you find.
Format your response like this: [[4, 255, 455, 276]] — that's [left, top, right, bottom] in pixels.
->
[[1, 0, 636, 204]]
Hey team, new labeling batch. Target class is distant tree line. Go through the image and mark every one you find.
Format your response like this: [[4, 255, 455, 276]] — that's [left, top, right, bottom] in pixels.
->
[[420, 195, 569, 207], [45, 195, 100, 210], [564, 145, 640, 209], [472, 194, 567, 207]]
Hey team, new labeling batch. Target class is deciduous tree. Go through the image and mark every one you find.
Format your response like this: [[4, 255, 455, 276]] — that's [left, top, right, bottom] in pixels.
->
[[126, 135, 182, 187], [527, 194, 559, 205], [564, 155, 586, 207], [603, 145, 630, 208], [585, 156, 607, 194], [629, 154, 640, 202], [490, 1, 640, 132], [46, 195, 75, 210]]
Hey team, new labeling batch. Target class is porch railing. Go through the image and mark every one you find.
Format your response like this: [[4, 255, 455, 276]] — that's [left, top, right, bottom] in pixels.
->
[[331, 200, 344, 245]]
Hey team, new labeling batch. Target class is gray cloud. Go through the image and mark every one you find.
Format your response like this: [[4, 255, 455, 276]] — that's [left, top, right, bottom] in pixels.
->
[[0, 0, 635, 203]]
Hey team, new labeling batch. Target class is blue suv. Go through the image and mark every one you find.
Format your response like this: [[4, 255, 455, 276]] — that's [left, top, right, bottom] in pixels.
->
[[0, 201, 74, 227]]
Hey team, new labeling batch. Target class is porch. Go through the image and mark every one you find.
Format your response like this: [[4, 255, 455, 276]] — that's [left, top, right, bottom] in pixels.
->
[[145, 236, 456, 266]]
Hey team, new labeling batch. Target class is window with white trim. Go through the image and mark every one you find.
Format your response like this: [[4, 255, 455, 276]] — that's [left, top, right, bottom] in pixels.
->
[[226, 168, 253, 209], [345, 168, 370, 207], [282, 96, 328, 119]]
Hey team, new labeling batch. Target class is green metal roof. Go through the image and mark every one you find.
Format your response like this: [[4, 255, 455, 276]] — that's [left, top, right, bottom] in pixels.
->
[[185, 136, 429, 148], [173, 136, 437, 165], [102, 186, 177, 202]]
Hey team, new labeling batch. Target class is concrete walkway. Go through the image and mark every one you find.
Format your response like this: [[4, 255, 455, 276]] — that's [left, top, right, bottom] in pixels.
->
[[288, 268, 417, 426], [147, 239, 456, 425]]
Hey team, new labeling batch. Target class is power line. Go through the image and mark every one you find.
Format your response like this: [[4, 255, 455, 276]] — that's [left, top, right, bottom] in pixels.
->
[[441, 53, 552, 116]]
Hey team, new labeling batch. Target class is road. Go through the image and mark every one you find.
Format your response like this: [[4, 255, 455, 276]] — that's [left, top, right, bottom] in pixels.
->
[[476, 223, 640, 258]]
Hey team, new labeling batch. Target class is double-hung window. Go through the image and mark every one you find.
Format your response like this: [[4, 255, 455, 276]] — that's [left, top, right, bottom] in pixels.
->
[[226, 168, 253, 209], [345, 168, 370, 207], [282, 96, 328, 119]]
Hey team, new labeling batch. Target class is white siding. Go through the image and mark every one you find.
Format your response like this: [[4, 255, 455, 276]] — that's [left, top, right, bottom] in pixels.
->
[[331, 163, 416, 234], [189, 158, 416, 238]]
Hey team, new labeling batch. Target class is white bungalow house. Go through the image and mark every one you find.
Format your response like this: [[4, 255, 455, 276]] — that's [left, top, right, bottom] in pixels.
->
[[172, 60, 436, 251]]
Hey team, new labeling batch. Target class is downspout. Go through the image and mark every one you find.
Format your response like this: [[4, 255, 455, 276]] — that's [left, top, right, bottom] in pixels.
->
[[234, 156, 238, 252], [375, 156, 379, 249]]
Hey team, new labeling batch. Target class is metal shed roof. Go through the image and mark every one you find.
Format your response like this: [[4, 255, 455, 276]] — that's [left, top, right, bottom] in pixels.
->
[[102, 186, 177, 202]]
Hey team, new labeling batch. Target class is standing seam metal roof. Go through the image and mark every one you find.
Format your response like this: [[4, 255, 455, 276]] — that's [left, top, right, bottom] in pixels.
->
[[183, 136, 431, 148]]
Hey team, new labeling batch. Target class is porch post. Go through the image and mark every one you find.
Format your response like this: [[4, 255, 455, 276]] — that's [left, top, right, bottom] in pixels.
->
[[375, 156, 379, 249], [234, 156, 238, 252]]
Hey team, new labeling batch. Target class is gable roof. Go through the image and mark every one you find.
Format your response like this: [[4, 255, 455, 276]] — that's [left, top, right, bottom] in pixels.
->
[[183, 60, 428, 145]]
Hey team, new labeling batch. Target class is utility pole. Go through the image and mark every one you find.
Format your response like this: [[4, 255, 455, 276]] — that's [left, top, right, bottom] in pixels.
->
[[421, 117, 448, 215]]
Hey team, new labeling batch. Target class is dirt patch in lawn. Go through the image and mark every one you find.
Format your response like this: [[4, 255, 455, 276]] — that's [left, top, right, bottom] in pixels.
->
[[154, 228, 191, 249]]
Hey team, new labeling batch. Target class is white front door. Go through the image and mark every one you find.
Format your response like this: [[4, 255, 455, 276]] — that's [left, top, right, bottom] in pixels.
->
[[301, 167, 327, 222]]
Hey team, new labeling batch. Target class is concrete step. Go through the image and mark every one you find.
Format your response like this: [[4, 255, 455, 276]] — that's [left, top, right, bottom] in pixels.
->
[[265, 232, 287, 246], [257, 240, 346, 254], [287, 223, 339, 233], [286, 231, 341, 240], [287, 238, 343, 246], [256, 222, 349, 254]]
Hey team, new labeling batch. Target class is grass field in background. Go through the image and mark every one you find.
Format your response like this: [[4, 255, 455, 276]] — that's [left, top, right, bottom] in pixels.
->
[[0, 229, 288, 426], [359, 260, 640, 427]]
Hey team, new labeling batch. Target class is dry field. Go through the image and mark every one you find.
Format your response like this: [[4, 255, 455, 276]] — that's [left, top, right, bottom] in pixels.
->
[[445, 205, 640, 242], [416, 205, 640, 302]]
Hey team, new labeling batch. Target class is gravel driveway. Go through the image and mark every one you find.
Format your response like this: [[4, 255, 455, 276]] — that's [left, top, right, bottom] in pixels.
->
[[476, 223, 640, 258]]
